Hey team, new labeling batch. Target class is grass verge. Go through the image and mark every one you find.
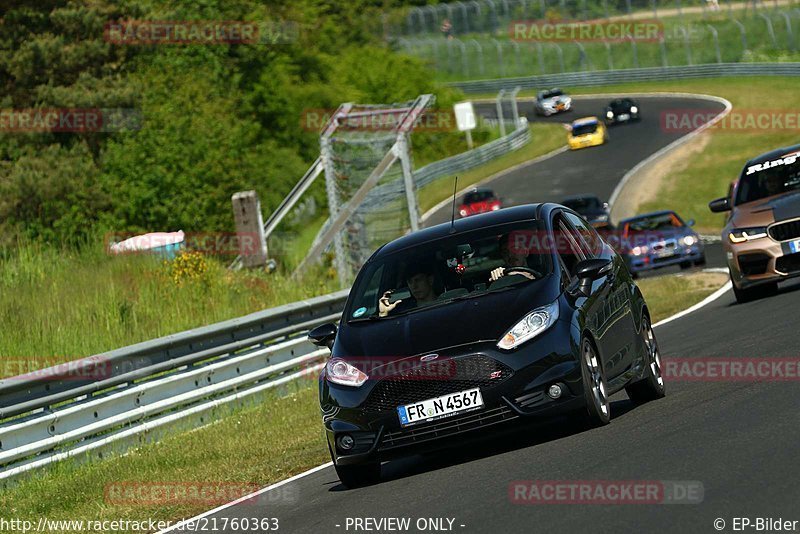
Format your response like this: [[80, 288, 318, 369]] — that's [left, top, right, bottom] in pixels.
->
[[0, 271, 726, 531], [637, 271, 728, 323]]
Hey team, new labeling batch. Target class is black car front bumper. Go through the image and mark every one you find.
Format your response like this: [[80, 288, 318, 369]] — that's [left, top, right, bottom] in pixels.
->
[[320, 319, 585, 466]]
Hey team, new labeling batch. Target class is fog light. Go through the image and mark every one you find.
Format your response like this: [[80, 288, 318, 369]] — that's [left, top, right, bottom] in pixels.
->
[[547, 384, 563, 399], [337, 434, 355, 450]]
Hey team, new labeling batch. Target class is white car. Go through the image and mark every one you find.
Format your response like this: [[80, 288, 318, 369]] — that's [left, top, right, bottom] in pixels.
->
[[534, 88, 572, 117]]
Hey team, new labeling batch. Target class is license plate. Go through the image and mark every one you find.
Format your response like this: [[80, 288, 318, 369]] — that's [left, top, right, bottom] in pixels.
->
[[397, 388, 484, 427], [790, 239, 800, 253], [618, 113, 630, 121], [656, 249, 675, 258]]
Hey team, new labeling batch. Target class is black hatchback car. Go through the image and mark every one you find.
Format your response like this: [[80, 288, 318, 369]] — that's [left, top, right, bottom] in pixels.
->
[[604, 97, 641, 125], [309, 204, 665, 488]]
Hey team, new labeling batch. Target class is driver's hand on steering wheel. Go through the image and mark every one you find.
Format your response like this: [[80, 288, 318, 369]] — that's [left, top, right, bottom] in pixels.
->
[[489, 267, 536, 282]]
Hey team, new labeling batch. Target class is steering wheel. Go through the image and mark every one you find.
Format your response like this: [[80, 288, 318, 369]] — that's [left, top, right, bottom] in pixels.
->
[[504, 266, 543, 279]]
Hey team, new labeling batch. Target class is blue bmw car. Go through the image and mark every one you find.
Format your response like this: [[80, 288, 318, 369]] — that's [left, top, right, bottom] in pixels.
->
[[614, 211, 706, 277]]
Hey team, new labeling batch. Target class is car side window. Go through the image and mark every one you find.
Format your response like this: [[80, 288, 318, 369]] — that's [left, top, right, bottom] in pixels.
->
[[565, 212, 603, 258], [554, 215, 586, 277]]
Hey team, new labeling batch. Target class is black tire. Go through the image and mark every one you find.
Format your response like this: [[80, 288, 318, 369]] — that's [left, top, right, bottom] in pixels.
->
[[625, 314, 666, 403], [679, 261, 692, 270], [579, 337, 611, 426], [732, 279, 778, 304], [334, 461, 381, 489]]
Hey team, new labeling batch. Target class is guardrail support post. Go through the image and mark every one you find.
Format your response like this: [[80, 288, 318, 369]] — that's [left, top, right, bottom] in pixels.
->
[[604, 40, 614, 70], [510, 86, 521, 128]]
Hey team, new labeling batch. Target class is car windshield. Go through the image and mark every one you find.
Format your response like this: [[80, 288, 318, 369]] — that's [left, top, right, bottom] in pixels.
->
[[735, 154, 800, 204], [541, 90, 563, 99], [562, 197, 600, 211], [572, 122, 598, 136], [464, 191, 494, 203], [627, 213, 683, 232], [610, 99, 632, 109], [346, 220, 551, 321]]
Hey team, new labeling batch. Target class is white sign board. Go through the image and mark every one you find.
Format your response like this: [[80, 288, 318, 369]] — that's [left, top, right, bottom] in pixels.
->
[[454, 102, 476, 132]]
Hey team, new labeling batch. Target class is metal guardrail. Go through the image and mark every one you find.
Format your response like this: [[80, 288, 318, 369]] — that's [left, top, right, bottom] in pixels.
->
[[0, 290, 349, 484], [448, 62, 800, 93]]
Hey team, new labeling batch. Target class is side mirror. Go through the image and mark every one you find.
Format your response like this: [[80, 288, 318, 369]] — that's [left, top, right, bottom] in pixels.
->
[[708, 197, 731, 213], [687, 218, 696, 227], [572, 258, 613, 296], [308, 323, 337, 349]]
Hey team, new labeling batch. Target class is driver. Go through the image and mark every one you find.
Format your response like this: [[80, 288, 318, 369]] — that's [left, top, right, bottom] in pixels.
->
[[379, 263, 438, 317], [489, 234, 537, 282]]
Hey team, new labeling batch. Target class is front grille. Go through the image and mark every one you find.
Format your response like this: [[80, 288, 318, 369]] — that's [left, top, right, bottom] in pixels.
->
[[379, 405, 517, 450], [769, 220, 800, 241], [776, 252, 800, 274], [739, 253, 771, 276], [362, 354, 513, 414]]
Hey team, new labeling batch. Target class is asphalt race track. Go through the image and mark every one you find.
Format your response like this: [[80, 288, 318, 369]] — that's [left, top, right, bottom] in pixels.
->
[[170, 95, 800, 534]]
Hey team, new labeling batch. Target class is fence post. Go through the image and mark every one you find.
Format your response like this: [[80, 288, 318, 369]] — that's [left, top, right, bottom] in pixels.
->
[[604, 40, 614, 70], [425, 5, 438, 33], [492, 38, 505, 77], [659, 36, 669, 67], [510, 86, 521, 128], [630, 38, 639, 68], [511, 41, 521, 75], [470, 0, 482, 33], [455, 1, 469, 34], [536, 42, 546, 74], [778, 11, 796, 50], [652, 0, 658, 18], [496, 89, 507, 137], [732, 18, 748, 53], [470, 39, 485, 75], [706, 25, 722, 63], [603, 0, 610, 20], [539, 0, 546, 18], [758, 12, 778, 46], [552, 43, 565, 73], [486, 0, 498, 33], [677, 25, 693, 65], [574, 40, 590, 71]]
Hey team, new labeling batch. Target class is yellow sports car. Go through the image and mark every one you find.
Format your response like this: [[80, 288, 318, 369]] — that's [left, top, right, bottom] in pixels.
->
[[567, 117, 608, 150]]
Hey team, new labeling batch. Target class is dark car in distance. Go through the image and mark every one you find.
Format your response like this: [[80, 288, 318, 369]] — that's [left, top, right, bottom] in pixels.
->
[[614, 210, 705, 277], [459, 187, 501, 218], [604, 97, 640, 125], [309, 204, 666, 488], [561, 194, 610, 228]]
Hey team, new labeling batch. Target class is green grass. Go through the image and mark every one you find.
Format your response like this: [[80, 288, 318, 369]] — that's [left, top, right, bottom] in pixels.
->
[[0, 385, 328, 534], [417, 122, 567, 214], [638, 271, 728, 322], [0, 242, 339, 378], [0, 270, 726, 531]]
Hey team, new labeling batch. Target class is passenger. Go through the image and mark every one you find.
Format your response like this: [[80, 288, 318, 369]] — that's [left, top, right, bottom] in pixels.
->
[[379, 263, 438, 317]]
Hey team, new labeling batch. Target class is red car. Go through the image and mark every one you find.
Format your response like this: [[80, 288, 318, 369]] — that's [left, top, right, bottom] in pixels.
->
[[459, 188, 501, 218]]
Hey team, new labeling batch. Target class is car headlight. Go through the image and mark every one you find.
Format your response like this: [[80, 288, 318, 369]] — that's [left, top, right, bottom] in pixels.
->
[[326, 358, 368, 387], [728, 227, 767, 243], [682, 235, 697, 246], [630, 106, 638, 114], [606, 111, 614, 119], [631, 245, 648, 255], [497, 301, 559, 351], [563, 97, 572, 104]]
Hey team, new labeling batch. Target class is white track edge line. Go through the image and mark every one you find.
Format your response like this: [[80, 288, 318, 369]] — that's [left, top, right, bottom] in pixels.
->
[[158, 462, 334, 533], [653, 280, 732, 329]]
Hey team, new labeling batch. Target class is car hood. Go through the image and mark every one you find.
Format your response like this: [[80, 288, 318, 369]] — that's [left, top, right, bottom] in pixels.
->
[[335, 277, 558, 360], [541, 96, 568, 106], [732, 191, 800, 227]]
